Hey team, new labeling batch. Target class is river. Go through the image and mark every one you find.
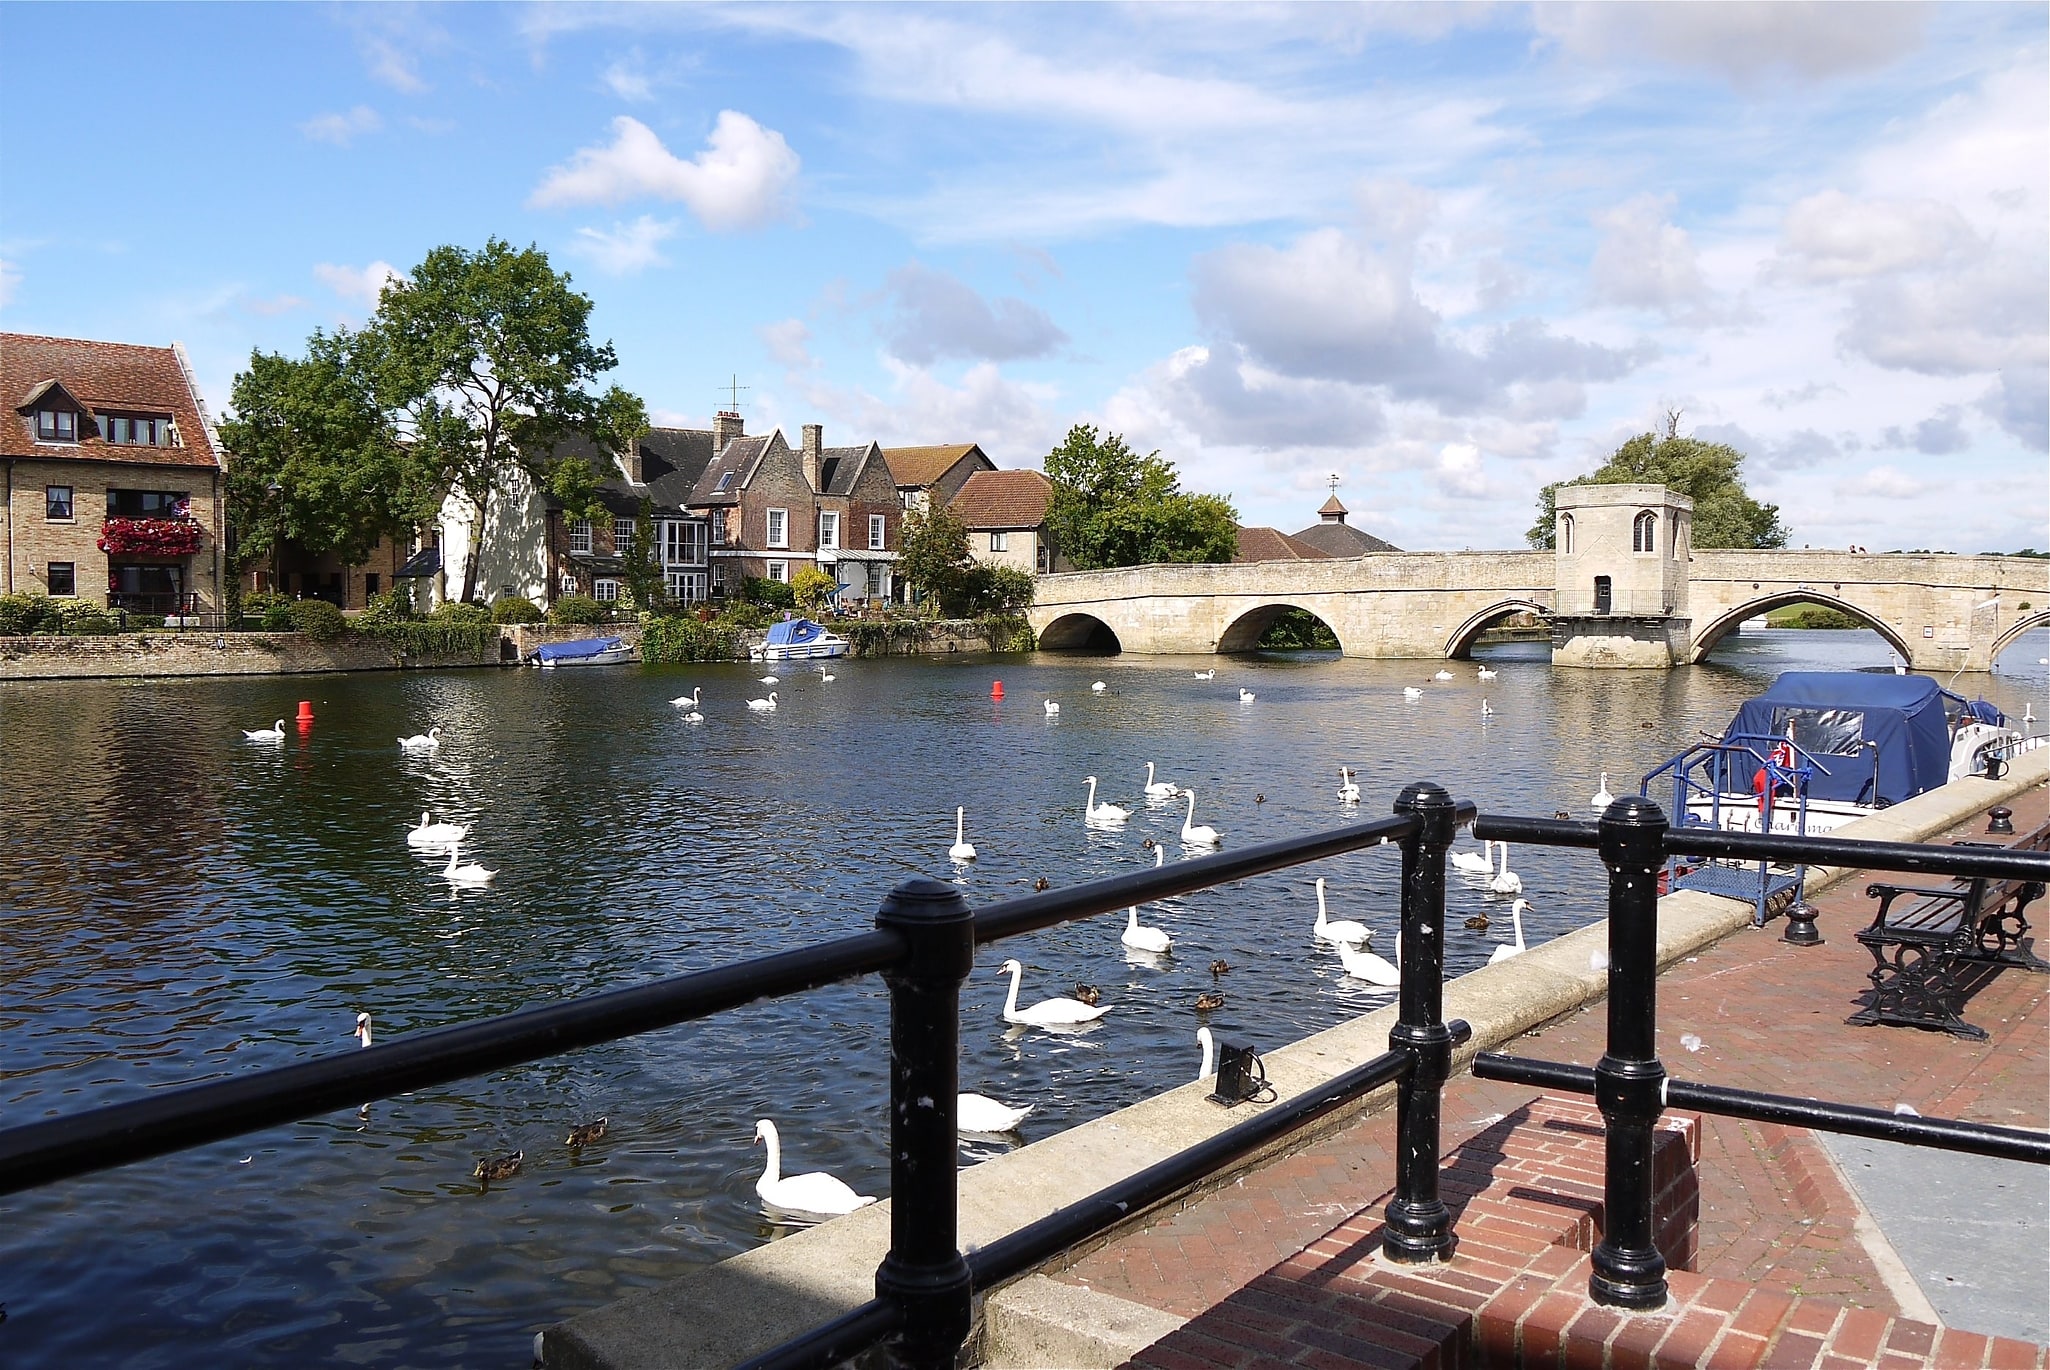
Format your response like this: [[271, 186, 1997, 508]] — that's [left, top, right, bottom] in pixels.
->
[[2, 628, 2044, 1368]]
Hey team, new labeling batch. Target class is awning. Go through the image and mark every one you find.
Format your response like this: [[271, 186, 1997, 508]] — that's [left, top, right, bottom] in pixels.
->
[[394, 547, 442, 579], [568, 553, 628, 573]]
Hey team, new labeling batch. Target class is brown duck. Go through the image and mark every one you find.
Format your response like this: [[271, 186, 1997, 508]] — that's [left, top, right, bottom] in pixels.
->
[[474, 1150, 523, 1183]]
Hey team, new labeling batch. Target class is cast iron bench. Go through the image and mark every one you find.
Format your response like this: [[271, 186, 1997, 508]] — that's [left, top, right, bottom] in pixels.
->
[[1852, 819, 2050, 1040]]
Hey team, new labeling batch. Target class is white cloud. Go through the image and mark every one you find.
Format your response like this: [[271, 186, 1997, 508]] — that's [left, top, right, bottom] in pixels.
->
[[1589, 194, 1709, 315], [1762, 381, 1845, 409], [602, 51, 655, 102], [1846, 464, 1936, 500], [1536, 2, 1930, 82], [1979, 370, 2048, 450], [1436, 442, 1488, 498], [313, 260, 406, 308], [1773, 191, 1981, 282], [0, 257, 19, 309], [300, 106, 382, 147], [759, 318, 814, 370], [241, 293, 307, 317], [1118, 344, 1387, 451], [528, 113, 799, 231], [1879, 405, 1971, 455], [569, 215, 677, 275], [878, 263, 1067, 365], [1840, 251, 2047, 375]]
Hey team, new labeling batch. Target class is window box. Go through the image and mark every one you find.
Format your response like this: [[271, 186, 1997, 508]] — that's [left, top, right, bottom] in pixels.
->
[[97, 516, 203, 557]]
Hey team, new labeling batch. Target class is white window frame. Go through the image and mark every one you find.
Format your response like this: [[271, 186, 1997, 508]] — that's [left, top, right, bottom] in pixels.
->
[[711, 560, 727, 589], [711, 514, 727, 546], [869, 514, 887, 550], [560, 572, 579, 596], [569, 518, 593, 554], [766, 507, 788, 548], [818, 510, 839, 549], [613, 516, 636, 548], [662, 520, 708, 567], [989, 531, 1007, 553], [666, 569, 709, 603], [766, 559, 789, 583], [593, 578, 620, 602]]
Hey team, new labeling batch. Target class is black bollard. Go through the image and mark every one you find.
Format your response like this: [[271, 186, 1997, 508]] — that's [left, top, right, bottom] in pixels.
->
[[873, 878, 976, 1370], [1383, 781, 1462, 1264], [1988, 807, 2015, 836], [1780, 896, 1823, 947], [1590, 796, 1671, 1309]]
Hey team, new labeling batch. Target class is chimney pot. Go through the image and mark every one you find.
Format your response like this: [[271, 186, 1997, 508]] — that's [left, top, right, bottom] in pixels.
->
[[713, 410, 744, 451]]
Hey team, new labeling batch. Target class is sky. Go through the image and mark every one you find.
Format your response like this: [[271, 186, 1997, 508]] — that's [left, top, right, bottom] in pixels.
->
[[2, 2, 2045, 554]]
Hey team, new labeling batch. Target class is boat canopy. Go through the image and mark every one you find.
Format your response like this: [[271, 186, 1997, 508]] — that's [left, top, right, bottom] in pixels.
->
[[533, 636, 624, 663], [1718, 672, 1957, 806], [765, 619, 831, 648]]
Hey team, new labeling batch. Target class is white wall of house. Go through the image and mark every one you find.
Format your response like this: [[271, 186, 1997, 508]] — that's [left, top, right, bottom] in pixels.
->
[[969, 527, 1044, 575], [437, 469, 551, 606]]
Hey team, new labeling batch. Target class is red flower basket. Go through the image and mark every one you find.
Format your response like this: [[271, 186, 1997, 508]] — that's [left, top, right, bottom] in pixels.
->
[[98, 516, 204, 557]]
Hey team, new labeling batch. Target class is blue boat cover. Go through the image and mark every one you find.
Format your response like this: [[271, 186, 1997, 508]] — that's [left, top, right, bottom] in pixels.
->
[[1717, 672, 1953, 806], [765, 619, 828, 647], [533, 636, 624, 662]]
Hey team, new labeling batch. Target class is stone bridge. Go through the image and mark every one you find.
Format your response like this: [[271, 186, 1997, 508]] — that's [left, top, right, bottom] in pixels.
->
[[1030, 549, 2047, 671]]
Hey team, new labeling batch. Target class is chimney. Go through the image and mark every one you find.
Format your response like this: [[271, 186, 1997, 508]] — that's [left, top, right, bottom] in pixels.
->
[[801, 423, 823, 491], [713, 410, 744, 452], [622, 439, 644, 484]]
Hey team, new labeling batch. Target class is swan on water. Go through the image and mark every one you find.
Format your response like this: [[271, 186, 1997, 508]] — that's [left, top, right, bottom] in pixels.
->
[[1489, 842, 1523, 895], [958, 1093, 1033, 1134], [1193, 670, 1215, 680], [759, 675, 779, 685], [1488, 899, 1533, 965], [1312, 877, 1371, 945], [1450, 838, 1494, 877], [1481, 700, 1494, 717], [442, 842, 497, 886], [1121, 905, 1172, 953], [681, 704, 704, 724], [818, 667, 835, 682], [1403, 687, 1424, 700], [398, 726, 442, 751], [747, 692, 778, 712], [1477, 666, 1497, 680], [949, 807, 977, 863], [1338, 767, 1361, 805], [998, 958, 1111, 1026], [1091, 681, 1107, 693], [1591, 772, 1614, 811], [1336, 935, 1401, 987], [1180, 789, 1221, 846], [1044, 699, 1061, 717], [1238, 687, 1256, 703], [1433, 670, 1454, 681], [1084, 776, 1130, 827], [242, 719, 286, 741], [753, 1118, 874, 1216], [671, 688, 701, 708], [407, 811, 469, 848], [1196, 1025, 1215, 1081], [354, 1011, 373, 1048], [1144, 762, 1179, 799]]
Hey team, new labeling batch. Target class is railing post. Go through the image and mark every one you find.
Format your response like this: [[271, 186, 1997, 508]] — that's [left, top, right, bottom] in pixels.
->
[[873, 877, 976, 1370], [1384, 781, 1465, 1263], [1592, 795, 1671, 1309]]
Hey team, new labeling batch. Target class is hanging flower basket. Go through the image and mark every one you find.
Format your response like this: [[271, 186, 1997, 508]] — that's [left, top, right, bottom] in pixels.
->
[[98, 516, 204, 557]]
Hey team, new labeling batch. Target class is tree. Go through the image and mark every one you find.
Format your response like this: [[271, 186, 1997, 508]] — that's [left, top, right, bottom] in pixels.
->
[[1044, 424, 1239, 570], [791, 566, 837, 615], [1527, 414, 1789, 550], [372, 238, 646, 602], [898, 503, 972, 610]]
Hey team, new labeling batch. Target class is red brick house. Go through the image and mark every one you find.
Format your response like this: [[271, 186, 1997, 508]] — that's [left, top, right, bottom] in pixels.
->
[[949, 468, 1062, 575]]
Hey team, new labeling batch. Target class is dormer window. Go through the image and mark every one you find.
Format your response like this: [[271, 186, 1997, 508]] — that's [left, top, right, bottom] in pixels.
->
[[36, 408, 77, 442], [98, 412, 179, 446]]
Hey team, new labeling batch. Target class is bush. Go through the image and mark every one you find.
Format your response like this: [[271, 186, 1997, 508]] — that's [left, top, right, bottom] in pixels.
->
[[56, 600, 121, 635], [289, 598, 347, 641], [717, 599, 773, 630], [0, 592, 51, 635], [360, 586, 415, 624], [433, 600, 494, 626], [260, 605, 295, 632], [978, 614, 1038, 653], [641, 613, 743, 664], [491, 595, 544, 624], [356, 619, 499, 659], [243, 589, 290, 618], [548, 594, 608, 625], [790, 566, 838, 615], [741, 576, 796, 609]]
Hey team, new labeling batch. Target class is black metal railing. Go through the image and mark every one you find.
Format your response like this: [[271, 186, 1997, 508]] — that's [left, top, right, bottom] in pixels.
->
[[5, 785, 2047, 1367]]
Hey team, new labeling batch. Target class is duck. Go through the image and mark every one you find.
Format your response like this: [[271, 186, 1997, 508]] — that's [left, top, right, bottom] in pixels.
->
[[1032, 876, 1050, 892], [1312, 876, 1371, 945], [1465, 912, 1491, 930], [1043, 699, 1061, 717], [442, 842, 497, 886], [1121, 905, 1172, 954], [958, 1093, 1033, 1134], [1091, 680, 1107, 693], [1194, 670, 1215, 681], [1180, 789, 1221, 846], [1084, 776, 1130, 827], [1336, 936, 1401, 987], [1433, 669, 1454, 681], [1477, 665, 1497, 680], [670, 687, 701, 709], [747, 692, 778, 712], [948, 807, 977, 863], [474, 1150, 523, 1183], [1194, 991, 1225, 1012], [1403, 687, 1424, 700], [354, 1010, 374, 1047], [1209, 959, 1230, 977], [1488, 899, 1533, 965], [1450, 838, 1494, 876], [1254, 793, 1266, 804], [1590, 772, 1615, 811], [1072, 983, 1101, 1006], [753, 1119, 874, 1216], [1338, 767, 1361, 805], [398, 726, 442, 751], [1196, 1026, 1216, 1081], [407, 811, 468, 848], [758, 675, 779, 685], [242, 719, 286, 741], [998, 958, 1110, 1026], [1143, 762, 1179, 799], [1238, 687, 1256, 703], [1488, 842, 1523, 895], [566, 1118, 608, 1148]]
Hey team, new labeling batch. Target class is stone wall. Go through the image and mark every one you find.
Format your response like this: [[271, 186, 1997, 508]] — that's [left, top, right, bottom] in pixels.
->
[[0, 629, 503, 680]]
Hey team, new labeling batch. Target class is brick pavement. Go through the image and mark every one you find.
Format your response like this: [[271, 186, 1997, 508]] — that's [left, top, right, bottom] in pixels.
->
[[1048, 787, 2049, 1366]]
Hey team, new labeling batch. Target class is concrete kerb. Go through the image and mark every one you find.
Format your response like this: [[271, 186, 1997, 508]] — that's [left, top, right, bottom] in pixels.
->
[[539, 752, 2048, 1370]]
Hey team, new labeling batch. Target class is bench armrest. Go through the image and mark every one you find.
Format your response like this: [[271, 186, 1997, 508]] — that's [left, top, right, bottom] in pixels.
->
[[1864, 881, 1968, 928]]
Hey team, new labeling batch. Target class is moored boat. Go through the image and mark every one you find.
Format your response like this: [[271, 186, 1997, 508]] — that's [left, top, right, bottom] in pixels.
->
[[530, 636, 636, 668], [755, 618, 849, 662]]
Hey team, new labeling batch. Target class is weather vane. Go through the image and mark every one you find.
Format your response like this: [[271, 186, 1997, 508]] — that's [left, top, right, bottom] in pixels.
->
[[1327, 472, 1342, 496]]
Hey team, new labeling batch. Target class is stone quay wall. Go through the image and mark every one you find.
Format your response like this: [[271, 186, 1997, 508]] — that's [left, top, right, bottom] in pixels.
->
[[0, 630, 503, 680]]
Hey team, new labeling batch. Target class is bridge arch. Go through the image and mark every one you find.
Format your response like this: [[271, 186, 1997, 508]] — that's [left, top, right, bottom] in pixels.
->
[[1037, 612, 1123, 652], [1992, 611, 2050, 663], [1216, 602, 1343, 654], [1689, 592, 1914, 665], [1443, 599, 1550, 659]]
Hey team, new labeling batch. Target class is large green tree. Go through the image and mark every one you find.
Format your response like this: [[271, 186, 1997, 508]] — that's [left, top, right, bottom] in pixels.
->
[[1527, 418, 1789, 550], [372, 238, 646, 602], [1044, 424, 1239, 570]]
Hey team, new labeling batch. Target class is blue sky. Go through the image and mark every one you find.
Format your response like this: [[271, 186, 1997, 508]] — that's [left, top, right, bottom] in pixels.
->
[[3, 3, 2044, 552]]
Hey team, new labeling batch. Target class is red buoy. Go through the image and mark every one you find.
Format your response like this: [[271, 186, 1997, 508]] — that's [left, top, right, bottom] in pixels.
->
[[296, 700, 315, 726], [990, 680, 1005, 699]]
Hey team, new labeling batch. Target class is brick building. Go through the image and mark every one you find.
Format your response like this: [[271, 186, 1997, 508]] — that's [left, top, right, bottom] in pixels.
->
[[882, 444, 995, 515], [2, 333, 228, 613], [949, 468, 1062, 575]]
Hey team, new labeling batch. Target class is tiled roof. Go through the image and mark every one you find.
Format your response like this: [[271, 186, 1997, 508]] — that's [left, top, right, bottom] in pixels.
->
[[1234, 526, 1331, 562], [882, 444, 985, 488], [817, 444, 877, 497], [1319, 493, 1348, 516], [1291, 521, 1401, 555], [2, 332, 221, 468], [688, 433, 771, 505], [949, 468, 1052, 529]]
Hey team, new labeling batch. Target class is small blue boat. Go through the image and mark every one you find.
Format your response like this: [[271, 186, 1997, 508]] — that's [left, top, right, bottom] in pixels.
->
[[530, 636, 635, 668], [756, 618, 850, 662]]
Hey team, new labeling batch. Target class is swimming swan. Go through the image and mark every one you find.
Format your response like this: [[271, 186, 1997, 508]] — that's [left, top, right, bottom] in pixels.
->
[[354, 1011, 373, 1048], [671, 688, 701, 708], [1091, 681, 1107, 692], [398, 726, 442, 751], [1312, 877, 1371, 945], [753, 1118, 874, 1216], [1044, 698, 1061, 717], [1084, 776, 1130, 827], [1336, 935, 1401, 987], [1193, 670, 1215, 680], [1433, 670, 1454, 681], [999, 958, 1110, 1026], [442, 843, 497, 886], [1489, 842, 1523, 895], [949, 807, 977, 862], [1590, 772, 1614, 811], [1403, 687, 1424, 700], [1144, 762, 1180, 799], [957, 1093, 1033, 1134], [1121, 905, 1172, 953], [1489, 899, 1533, 964], [1238, 688, 1256, 703], [1450, 838, 1494, 877], [759, 675, 779, 685], [1338, 767, 1361, 804], [1477, 666, 1497, 680], [407, 811, 468, 848], [1180, 789, 1221, 846], [747, 692, 778, 712], [243, 719, 286, 741]]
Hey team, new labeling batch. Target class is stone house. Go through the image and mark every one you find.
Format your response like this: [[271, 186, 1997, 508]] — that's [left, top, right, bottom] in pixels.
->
[[949, 468, 1062, 575], [1, 332, 228, 614], [1289, 493, 1400, 555], [882, 444, 995, 515]]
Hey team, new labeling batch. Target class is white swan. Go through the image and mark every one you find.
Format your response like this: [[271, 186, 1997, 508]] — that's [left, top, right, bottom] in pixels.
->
[[671, 688, 701, 708], [1403, 686, 1424, 700], [1144, 762, 1179, 799], [818, 669, 835, 682], [949, 807, 977, 863], [1091, 680, 1107, 692], [998, 958, 1110, 1026], [354, 1011, 373, 1048], [1044, 698, 1061, 716], [1193, 670, 1215, 680], [759, 675, 779, 685], [242, 718, 286, 741], [1489, 841, 1523, 895], [442, 842, 497, 886], [1121, 905, 1172, 953], [1433, 669, 1454, 681], [1489, 899, 1533, 965], [1180, 789, 1221, 846], [1338, 767, 1361, 805], [1450, 838, 1494, 877], [753, 1118, 874, 1216], [958, 1093, 1032, 1134], [1336, 935, 1401, 987], [1238, 687, 1256, 703], [1590, 772, 1614, 811], [1477, 665, 1497, 680], [1312, 877, 1371, 945], [398, 726, 442, 751], [1196, 1025, 1215, 1081], [1481, 700, 1494, 717], [407, 811, 468, 848], [747, 692, 778, 711], [1084, 776, 1130, 827]]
